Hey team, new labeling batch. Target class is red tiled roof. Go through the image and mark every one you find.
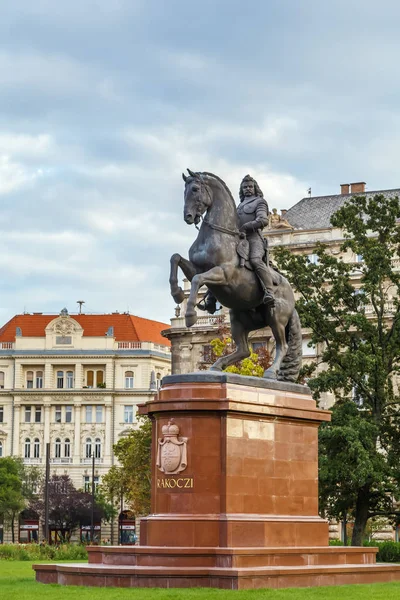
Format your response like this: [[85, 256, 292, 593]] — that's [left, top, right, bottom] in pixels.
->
[[0, 313, 170, 346]]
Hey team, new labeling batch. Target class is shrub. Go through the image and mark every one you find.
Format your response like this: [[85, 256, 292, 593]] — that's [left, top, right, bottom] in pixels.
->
[[0, 543, 88, 561]]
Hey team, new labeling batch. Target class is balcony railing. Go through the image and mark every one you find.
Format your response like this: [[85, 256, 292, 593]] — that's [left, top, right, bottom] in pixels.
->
[[80, 457, 103, 464], [23, 458, 42, 464], [50, 458, 73, 464], [0, 342, 13, 349], [192, 315, 227, 328], [118, 342, 142, 349]]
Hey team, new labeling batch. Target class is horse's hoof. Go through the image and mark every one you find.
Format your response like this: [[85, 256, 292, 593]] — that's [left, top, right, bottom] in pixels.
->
[[263, 369, 277, 380], [185, 311, 197, 327], [172, 288, 185, 304]]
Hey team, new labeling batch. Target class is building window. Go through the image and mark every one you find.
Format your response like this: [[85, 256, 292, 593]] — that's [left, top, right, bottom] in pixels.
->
[[202, 345, 213, 363], [86, 371, 94, 388], [24, 438, 31, 459], [307, 253, 319, 265], [33, 438, 40, 459], [55, 438, 61, 458], [26, 371, 34, 389], [95, 406, 103, 423], [124, 405, 134, 423], [56, 335, 72, 345], [96, 371, 104, 387], [25, 406, 31, 423], [84, 475, 99, 493], [125, 371, 134, 388], [65, 405, 72, 423], [85, 406, 92, 423], [66, 371, 74, 389], [355, 254, 363, 263], [36, 371, 43, 389], [156, 373, 162, 389], [95, 438, 101, 459], [0, 441, 2, 457], [85, 438, 92, 458], [35, 406, 41, 423], [55, 406, 62, 423], [302, 339, 316, 356], [64, 438, 71, 458], [0, 371, 4, 389], [57, 371, 64, 389], [0, 406, 3, 423]]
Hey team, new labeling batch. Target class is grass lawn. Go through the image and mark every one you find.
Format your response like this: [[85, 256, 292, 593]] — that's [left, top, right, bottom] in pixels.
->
[[2, 561, 400, 599]]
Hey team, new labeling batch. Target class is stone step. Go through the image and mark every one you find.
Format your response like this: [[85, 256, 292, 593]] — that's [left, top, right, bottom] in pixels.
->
[[34, 561, 400, 589], [87, 545, 377, 568]]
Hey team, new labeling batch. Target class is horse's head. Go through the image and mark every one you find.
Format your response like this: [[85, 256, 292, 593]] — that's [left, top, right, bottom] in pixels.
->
[[182, 169, 212, 225]]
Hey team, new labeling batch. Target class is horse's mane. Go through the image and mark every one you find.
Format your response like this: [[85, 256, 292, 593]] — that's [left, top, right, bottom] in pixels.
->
[[199, 171, 236, 207]]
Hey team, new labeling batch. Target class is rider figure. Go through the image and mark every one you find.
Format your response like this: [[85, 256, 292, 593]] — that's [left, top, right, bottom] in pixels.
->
[[200, 174, 275, 313], [237, 174, 275, 307]]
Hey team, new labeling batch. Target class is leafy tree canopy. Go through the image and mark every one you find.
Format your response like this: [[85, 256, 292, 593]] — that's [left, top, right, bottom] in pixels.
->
[[101, 416, 152, 516], [274, 193, 400, 545]]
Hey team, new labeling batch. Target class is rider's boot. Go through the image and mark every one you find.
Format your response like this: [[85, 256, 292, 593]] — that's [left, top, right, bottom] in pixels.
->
[[197, 292, 218, 314], [254, 265, 275, 308]]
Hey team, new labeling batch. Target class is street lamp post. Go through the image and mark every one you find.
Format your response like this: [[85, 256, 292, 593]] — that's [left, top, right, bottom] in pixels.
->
[[90, 453, 95, 543], [44, 442, 50, 543]]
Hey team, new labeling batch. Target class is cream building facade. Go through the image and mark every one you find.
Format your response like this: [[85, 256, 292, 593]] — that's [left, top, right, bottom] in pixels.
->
[[0, 308, 171, 543]]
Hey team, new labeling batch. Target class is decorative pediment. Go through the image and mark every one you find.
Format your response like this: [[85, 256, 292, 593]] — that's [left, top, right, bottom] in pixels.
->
[[45, 308, 83, 337], [0, 429, 8, 436]]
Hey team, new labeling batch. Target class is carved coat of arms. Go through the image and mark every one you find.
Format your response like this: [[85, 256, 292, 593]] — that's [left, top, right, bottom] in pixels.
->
[[156, 420, 188, 475]]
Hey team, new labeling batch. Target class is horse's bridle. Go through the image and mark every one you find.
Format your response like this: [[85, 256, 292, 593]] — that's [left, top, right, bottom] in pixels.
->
[[194, 173, 240, 237]]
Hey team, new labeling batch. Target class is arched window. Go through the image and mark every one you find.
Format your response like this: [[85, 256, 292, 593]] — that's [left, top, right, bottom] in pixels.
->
[[24, 438, 31, 458], [86, 370, 94, 387], [0, 441, 3, 457], [26, 371, 34, 389], [33, 438, 40, 459], [125, 371, 134, 389], [96, 371, 104, 386], [55, 438, 61, 458], [85, 438, 92, 458], [66, 371, 74, 389], [64, 438, 71, 458], [95, 438, 101, 459], [0, 371, 5, 389], [156, 372, 162, 389], [36, 371, 43, 389]]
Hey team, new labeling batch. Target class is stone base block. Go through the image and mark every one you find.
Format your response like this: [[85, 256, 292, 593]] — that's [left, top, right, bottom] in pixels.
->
[[33, 545, 400, 589]]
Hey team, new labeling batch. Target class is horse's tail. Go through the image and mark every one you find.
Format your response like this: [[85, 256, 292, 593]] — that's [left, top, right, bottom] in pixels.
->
[[277, 308, 302, 382]]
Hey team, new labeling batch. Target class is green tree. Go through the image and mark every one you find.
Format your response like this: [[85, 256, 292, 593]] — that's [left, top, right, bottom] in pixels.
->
[[101, 416, 152, 516], [274, 193, 400, 545], [0, 458, 25, 542]]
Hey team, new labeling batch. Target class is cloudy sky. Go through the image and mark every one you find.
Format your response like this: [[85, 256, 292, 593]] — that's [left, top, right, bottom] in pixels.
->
[[1, 0, 400, 325]]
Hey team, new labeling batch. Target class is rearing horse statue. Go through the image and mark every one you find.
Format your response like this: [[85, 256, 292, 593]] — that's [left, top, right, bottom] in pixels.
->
[[169, 170, 302, 381]]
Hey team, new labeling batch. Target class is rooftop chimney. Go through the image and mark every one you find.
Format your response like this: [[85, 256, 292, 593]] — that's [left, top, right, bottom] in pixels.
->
[[340, 184, 350, 195], [350, 182, 366, 194], [340, 182, 366, 195]]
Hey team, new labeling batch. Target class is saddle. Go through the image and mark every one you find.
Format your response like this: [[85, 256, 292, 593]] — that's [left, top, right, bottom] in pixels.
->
[[236, 236, 281, 285]]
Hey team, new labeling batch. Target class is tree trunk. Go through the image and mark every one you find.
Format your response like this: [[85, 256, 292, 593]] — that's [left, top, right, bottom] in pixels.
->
[[11, 516, 15, 543], [351, 489, 370, 546]]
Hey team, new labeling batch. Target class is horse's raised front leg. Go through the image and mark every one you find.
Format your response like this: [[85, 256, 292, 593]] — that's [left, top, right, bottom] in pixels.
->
[[264, 319, 288, 380], [169, 254, 197, 304], [210, 310, 251, 371], [185, 266, 227, 327]]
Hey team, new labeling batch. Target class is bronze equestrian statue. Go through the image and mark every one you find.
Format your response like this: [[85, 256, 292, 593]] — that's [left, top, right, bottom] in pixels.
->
[[169, 170, 302, 382]]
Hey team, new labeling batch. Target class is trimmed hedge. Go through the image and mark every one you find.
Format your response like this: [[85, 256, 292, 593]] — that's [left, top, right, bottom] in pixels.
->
[[330, 540, 400, 562], [0, 543, 88, 561]]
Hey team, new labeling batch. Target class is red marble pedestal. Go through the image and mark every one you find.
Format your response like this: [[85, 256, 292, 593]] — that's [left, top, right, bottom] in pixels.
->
[[33, 373, 400, 589]]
